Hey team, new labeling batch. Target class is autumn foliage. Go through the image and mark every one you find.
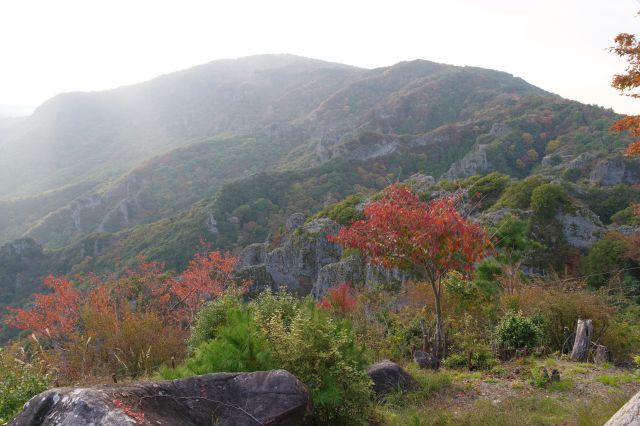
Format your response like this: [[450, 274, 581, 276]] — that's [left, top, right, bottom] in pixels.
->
[[610, 29, 640, 156], [319, 283, 358, 316], [329, 184, 490, 359], [169, 250, 239, 323], [329, 184, 489, 279], [6, 276, 81, 338], [4, 251, 239, 382]]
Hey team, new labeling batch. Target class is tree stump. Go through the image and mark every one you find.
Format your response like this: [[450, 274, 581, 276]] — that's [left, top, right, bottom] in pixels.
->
[[414, 350, 439, 370], [594, 344, 611, 365], [570, 319, 592, 362]]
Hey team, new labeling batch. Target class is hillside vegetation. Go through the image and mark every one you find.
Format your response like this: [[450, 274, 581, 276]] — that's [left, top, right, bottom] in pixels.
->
[[1, 54, 640, 424]]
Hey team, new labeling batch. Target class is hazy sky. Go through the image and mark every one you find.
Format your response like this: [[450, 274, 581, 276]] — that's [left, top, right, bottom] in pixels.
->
[[1, 0, 639, 114]]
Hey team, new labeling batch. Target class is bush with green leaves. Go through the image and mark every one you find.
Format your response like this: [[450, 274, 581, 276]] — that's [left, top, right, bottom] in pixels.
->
[[495, 310, 544, 350], [495, 175, 548, 210], [163, 293, 372, 425], [161, 306, 275, 379], [442, 346, 496, 370], [261, 301, 372, 425], [187, 289, 244, 351], [583, 238, 628, 288], [0, 348, 50, 424], [530, 184, 571, 218], [250, 287, 302, 329]]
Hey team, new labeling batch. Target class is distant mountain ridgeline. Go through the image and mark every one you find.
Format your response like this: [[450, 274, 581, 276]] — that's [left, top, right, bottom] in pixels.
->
[[0, 55, 626, 250], [0, 55, 362, 199]]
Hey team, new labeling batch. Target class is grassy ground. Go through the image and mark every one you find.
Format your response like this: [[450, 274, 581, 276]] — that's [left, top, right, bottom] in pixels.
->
[[372, 358, 640, 425]]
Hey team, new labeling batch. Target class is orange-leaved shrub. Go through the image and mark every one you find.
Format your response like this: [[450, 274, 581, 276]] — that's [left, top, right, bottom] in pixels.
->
[[4, 251, 240, 383]]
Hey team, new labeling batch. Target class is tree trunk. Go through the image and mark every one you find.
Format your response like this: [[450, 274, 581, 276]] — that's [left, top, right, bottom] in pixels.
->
[[431, 281, 443, 362], [570, 319, 593, 362]]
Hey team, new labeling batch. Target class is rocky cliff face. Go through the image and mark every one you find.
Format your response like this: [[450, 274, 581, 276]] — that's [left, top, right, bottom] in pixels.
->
[[237, 214, 406, 299], [442, 143, 491, 180], [237, 216, 343, 296], [589, 156, 640, 186], [556, 208, 605, 249]]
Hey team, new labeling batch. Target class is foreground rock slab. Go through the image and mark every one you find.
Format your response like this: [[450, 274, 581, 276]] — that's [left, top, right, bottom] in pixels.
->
[[367, 360, 419, 398], [10, 369, 312, 426], [606, 391, 640, 426]]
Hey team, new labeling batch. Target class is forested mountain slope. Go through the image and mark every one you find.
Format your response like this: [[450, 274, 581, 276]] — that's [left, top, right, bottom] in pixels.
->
[[0, 55, 634, 342]]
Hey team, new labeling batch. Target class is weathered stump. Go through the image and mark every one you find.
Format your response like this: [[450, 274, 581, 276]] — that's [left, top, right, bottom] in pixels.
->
[[594, 344, 611, 365], [570, 319, 592, 362], [414, 350, 439, 370]]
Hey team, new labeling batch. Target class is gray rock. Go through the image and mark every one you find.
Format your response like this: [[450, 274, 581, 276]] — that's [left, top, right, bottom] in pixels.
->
[[237, 215, 343, 296], [406, 173, 436, 194], [10, 370, 311, 426], [238, 213, 406, 299], [556, 208, 605, 249], [567, 152, 597, 170], [266, 218, 342, 295], [237, 243, 268, 269], [285, 213, 306, 233], [442, 144, 491, 180], [367, 360, 419, 398], [312, 255, 364, 299], [489, 123, 512, 139], [590, 157, 640, 186], [605, 390, 640, 426], [615, 225, 639, 236]]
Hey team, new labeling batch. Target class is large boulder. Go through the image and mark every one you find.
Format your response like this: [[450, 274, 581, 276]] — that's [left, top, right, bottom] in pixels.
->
[[367, 360, 419, 398], [10, 370, 312, 426], [605, 390, 640, 426]]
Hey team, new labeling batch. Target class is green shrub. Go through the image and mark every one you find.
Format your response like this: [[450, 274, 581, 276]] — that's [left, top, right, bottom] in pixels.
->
[[467, 172, 510, 209], [495, 176, 548, 210], [611, 206, 640, 226], [583, 238, 628, 288], [161, 307, 275, 379], [596, 373, 637, 387], [529, 366, 550, 388], [442, 346, 496, 370], [0, 348, 50, 424], [251, 287, 302, 329], [601, 307, 640, 364], [530, 184, 571, 218], [187, 290, 244, 351], [261, 301, 372, 425], [313, 195, 364, 225], [165, 295, 372, 425], [495, 311, 544, 350]]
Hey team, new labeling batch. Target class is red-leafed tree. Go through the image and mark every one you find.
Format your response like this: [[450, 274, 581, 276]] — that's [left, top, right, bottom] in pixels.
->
[[610, 26, 640, 156], [169, 251, 240, 323], [4, 250, 241, 381], [329, 184, 490, 360], [319, 283, 358, 316], [6, 276, 81, 338]]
